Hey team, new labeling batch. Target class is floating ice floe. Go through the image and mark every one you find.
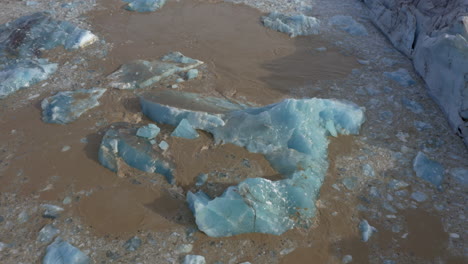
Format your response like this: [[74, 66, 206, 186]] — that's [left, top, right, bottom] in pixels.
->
[[413, 151, 444, 188], [261, 12, 320, 37], [41, 88, 106, 124], [140, 90, 365, 237], [108, 52, 203, 90], [98, 124, 175, 184], [122, 0, 167, 12], [329, 15, 368, 36], [43, 238, 89, 264], [0, 12, 97, 98]]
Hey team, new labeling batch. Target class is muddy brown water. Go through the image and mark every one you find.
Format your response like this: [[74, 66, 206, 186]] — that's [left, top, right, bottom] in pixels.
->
[[0, 0, 460, 263]]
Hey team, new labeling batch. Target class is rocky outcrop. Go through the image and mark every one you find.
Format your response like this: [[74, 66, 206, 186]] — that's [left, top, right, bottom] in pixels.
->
[[361, 0, 468, 146]]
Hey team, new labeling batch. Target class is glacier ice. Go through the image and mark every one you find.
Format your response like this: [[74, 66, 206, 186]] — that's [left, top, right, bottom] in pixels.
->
[[329, 15, 368, 36], [41, 88, 106, 124], [359, 220, 377, 242], [0, 12, 97, 98], [261, 12, 320, 37], [136, 123, 160, 139], [0, 59, 57, 99], [171, 119, 199, 139], [98, 124, 175, 184], [413, 152, 444, 188], [140, 91, 365, 237], [43, 238, 89, 264], [123, 0, 167, 12], [108, 52, 203, 90], [383, 68, 415, 87]]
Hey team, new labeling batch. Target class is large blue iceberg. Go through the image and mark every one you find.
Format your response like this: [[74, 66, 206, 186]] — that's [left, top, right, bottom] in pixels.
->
[[108, 52, 203, 90], [0, 59, 57, 98], [122, 0, 167, 12], [41, 88, 106, 124], [261, 12, 320, 37], [140, 91, 365, 237], [43, 238, 89, 264], [0, 12, 97, 98], [98, 124, 175, 184]]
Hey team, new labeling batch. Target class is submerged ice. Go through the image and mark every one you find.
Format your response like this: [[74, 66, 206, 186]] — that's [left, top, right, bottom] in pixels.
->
[[108, 52, 203, 90], [140, 91, 365, 237], [261, 12, 320, 37], [41, 88, 106, 124]]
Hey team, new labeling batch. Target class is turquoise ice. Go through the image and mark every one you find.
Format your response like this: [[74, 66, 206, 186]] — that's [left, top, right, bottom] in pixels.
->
[[261, 12, 320, 37], [140, 91, 365, 237], [43, 238, 89, 264], [123, 0, 167, 12], [41, 88, 106, 124], [171, 119, 199, 139], [98, 124, 175, 184], [136, 123, 161, 139]]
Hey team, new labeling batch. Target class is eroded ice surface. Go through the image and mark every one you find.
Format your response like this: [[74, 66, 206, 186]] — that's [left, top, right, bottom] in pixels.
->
[[43, 238, 89, 264], [261, 12, 320, 37], [41, 88, 106, 124], [123, 0, 167, 12], [140, 91, 365, 236], [413, 152, 444, 188], [329, 15, 368, 36], [98, 124, 175, 183], [0, 59, 57, 98], [108, 52, 203, 90]]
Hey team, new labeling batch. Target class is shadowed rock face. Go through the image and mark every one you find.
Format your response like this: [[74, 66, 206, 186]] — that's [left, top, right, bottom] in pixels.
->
[[361, 0, 468, 146]]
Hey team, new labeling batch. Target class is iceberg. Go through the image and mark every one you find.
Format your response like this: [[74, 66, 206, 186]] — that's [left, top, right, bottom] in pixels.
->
[[108, 52, 203, 90], [0, 59, 57, 99], [98, 124, 175, 184], [329, 15, 368, 36], [122, 0, 167, 12], [41, 88, 106, 124], [43, 238, 89, 264], [261, 12, 320, 37], [140, 91, 365, 237], [171, 119, 199, 139], [413, 152, 444, 188]]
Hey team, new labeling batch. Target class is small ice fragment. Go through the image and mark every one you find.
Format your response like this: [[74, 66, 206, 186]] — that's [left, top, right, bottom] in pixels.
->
[[362, 164, 375, 177], [196, 173, 208, 187], [18, 210, 29, 223], [171, 119, 199, 139], [449, 233, 460, 239], [450, 168, 468, 186], [359, 219, 377, 242], [61, 146, 71, 152], [123, 236, 142, 251], [402, 97, 424, 114], [41, 204, 64, 219], [316, 47, 327, 52], [37, 224, 60, 243], [183, 255, 206, 264], [413, 152, 444, 187], [342, 255, 353, 263], [175, 244, 193, 254], [342, 177, 358, 190], [43, 238, 90, 264], [186, 69, 199, 80], [329, 15, 368, 36], [384, 68, 415, 86], [411, 191, 428, 202], [158, 140, 169, 150], [123, 0, 167, 12], [261, 12, 320, 37], [136, 123, 160, 139], [63, 196, 72, 205]]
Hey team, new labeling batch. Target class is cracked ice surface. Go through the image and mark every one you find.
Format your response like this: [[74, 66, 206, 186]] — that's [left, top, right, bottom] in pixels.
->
[[261, 12, 320, 37], [140, 91, 365, 237], [41, 88, 106, 124], [108, 52, 203, 90]]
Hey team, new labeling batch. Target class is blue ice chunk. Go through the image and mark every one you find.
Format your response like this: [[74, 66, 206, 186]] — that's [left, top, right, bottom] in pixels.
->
[[41, 204, 64, 219], [123, 236, 142, 251], [108, 52, 203, 89], [359, 220, 377, 242], [172, 119, 199, 139], [388, 179, 409, 190], [136, 123, 160, 139], [196, 173, 208, 186], [141, 91, 365, 237], [183, 255, 206, 264], [122, 0, 167, 12], [261, 12, 320, 37], [384, 68, 415, 86], [43, 238, 90, 264], [362, 164, 375, 177], [414, 121, 432, 131], [0, 59, 57, 98], [41, 88, 106, 124], [450, 168, 468, 186], [342, 177, 358, 190], [98, 124, 175, 184], [37, 224, 60, 244], [411, 191, 428, 202], [158, 140, 169, 150], [329, 15, 368, 36], [186, 69, 199, 80], [0, 12, 97, 58], [413, 152, 444, 188], [402, 97, 424, 114]]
